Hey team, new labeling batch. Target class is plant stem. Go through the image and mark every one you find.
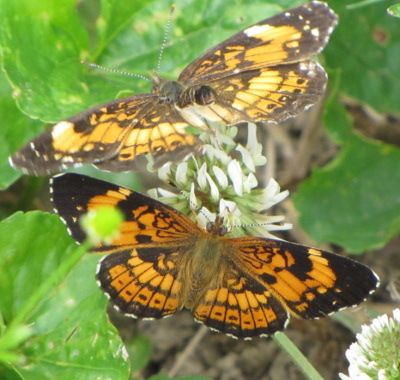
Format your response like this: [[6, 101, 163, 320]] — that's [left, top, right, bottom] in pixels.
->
[[273, 332, 325, 380]]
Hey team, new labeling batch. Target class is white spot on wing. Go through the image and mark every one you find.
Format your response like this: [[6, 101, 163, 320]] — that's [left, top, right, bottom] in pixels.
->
[[244, 24, 273, 37], [52, 121, 74, 139], [311, 28, 320, 38]]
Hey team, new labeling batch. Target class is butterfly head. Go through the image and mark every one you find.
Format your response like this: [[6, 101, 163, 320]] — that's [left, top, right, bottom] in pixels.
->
[[206, 216, 229, 237], [151, 73, 185, 104]]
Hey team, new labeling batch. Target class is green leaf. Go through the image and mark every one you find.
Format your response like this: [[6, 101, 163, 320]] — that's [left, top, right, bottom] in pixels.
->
[[326, 1, 400, 113], [0, 364, 23, 380], [0, 211, 129, 379], [294, 97, 400, 253], [387, 3, 400, 18], [0, 0, 89, 121], [0, 70, 42, 189], [95, 0, 151, 60], [294, 2, 400, 253], [126, 335, 152, 374]]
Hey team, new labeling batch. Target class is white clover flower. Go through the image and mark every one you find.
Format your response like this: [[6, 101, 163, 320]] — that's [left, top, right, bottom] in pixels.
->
[[196, 162, 208, 190], [246, 122, 259, 154], [175, 162, 188, 185], [236, 143, 256, 172], [149, 123, 290, 236], [340, 309, 400, 380], [212, 166, 228, 189], [227, 159, 244, 196], [244, 122, 267, 167]]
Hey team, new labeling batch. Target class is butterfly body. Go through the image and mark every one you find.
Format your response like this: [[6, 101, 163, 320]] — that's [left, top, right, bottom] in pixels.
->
[[51, 173, 379, 339], [11, 2, 338, 175]]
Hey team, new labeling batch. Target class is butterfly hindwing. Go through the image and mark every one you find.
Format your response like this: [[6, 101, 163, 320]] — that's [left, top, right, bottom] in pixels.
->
[[94, 101, 200, 172], [52, 173, 203, 319], [193, 267, 289, 338], [188, 61, 327, 125], [230, 237, 379, 319], [97, 247, 183, 319]]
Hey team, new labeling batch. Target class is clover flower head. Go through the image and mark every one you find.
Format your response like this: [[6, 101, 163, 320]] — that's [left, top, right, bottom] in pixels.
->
[[150, 123, 291, 237], [340, 309, 400, 380]]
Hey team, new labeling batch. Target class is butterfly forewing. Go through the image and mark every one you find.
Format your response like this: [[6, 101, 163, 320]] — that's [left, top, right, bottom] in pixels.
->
[[179, 1, 338, 84], [51, 173, 201, 252], [12, 95, 200, 175]]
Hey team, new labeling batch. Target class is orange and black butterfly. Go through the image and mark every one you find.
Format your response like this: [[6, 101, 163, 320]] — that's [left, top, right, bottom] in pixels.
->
[[51, 173, 378, 339], [11, 2, 337, 175]]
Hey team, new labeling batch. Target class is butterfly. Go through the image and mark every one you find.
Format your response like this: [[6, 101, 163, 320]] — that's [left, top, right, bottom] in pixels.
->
[[10, 1, 338, 175], [51, 173, 379, 339]]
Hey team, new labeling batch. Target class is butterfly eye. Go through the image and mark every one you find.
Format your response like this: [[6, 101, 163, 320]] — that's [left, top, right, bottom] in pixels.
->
[[206, 222, 214, 231], [206, 222, 228, 236], [218, 225, 228, 236]]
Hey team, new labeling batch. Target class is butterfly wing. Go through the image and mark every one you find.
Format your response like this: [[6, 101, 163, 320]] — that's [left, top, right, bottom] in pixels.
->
[[175, 2, 337, 125], [94, 102, 200, 172], [10, 95, 199, 175], [180, 62, 326, 125], [193, 236, 378, 339], [51, 173, 201, 250], [179, 2, 337, 84], [193, 266, 289, 339], [51, 173, 203, 318], [97, 246, 184, 319], [231, 237, 379, 319]]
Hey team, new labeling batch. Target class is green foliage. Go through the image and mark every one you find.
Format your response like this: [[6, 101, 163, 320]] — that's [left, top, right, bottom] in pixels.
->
[[0, 72, 43, 188], [294, 0, 400, 252], [0, 0, 399, 378], [126, 335, 153, 375], [325, 0, 400, 112], [387, 3, 400, 18], [0, 211, 129, 379], [294, 95, 400, 253]]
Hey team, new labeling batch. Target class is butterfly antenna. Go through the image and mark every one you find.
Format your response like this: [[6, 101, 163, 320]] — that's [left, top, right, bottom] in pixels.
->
[[80, 61, 151, 83], [231, 220, 286, 229], [156, 4, 176, 74]]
